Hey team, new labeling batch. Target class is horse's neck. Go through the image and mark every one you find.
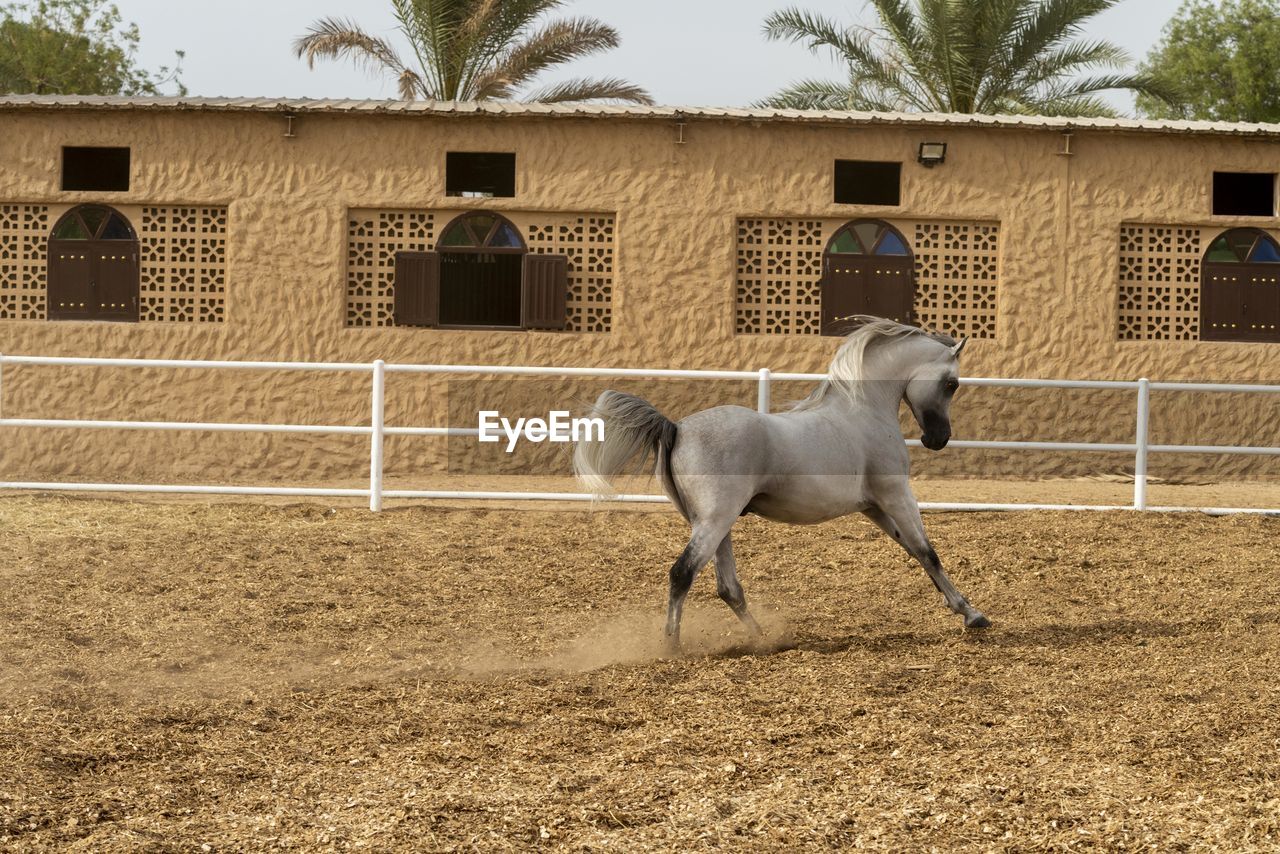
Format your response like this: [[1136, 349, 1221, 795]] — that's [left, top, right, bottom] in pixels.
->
[[853, 344, 913, 411]]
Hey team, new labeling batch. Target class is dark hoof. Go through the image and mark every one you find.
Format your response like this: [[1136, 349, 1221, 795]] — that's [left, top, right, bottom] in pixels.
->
[[965, 613, 991, 629]]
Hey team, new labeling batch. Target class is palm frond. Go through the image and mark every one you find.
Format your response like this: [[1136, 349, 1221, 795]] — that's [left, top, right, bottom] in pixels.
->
[[398, 68, 425, 100], [471, 17, 621, 98], [764, 0, 1166, 118], [755, 78, 859, 110], [299, 0, 645, 105], [865, 0, 947, 107], [756, 77, 905, 112], [523, 76, 653, 104], [391, 0, 467, 98], [292, 17, 407, 78], [457, 0, 566, 97], [764, 6, 938, 111]]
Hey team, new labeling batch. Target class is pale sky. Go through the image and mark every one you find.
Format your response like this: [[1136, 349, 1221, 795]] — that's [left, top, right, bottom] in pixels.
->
[[116, 0, 1186, 114]]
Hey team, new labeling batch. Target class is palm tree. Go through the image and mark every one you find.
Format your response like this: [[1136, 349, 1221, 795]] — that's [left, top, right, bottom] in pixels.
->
[[295, 0, 652, 104], [760, 0, 1176, 117]]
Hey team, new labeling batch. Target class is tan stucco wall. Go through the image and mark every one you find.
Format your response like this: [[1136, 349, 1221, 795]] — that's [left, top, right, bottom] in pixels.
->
[[2, 107, 1279, 485]]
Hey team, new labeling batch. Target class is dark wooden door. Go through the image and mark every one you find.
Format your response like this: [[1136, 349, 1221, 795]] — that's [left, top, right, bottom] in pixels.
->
[[48, 240, 139, 321], [820, 256, 914, 335], [1203, 263, 1280, 341]]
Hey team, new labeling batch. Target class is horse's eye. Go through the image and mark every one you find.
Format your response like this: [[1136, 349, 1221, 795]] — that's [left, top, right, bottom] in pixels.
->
[[945, 379, 960, 394]]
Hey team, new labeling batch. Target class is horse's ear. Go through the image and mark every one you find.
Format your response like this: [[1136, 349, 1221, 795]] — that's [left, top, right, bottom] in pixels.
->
[[950, 338, 967, 357]]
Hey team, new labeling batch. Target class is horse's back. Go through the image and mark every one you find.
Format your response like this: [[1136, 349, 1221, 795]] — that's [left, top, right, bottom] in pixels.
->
[[673, 405, 771, 476]]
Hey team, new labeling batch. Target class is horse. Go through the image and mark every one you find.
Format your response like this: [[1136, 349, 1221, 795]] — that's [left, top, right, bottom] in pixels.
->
[[573, 316, 989, 650]]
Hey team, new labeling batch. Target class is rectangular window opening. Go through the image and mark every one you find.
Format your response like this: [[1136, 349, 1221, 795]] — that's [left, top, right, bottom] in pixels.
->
[[446, 152, 516, 198], [62, 146, 130, 191], [834, 160, 901, 206], [1213, 171, 1275, 216]]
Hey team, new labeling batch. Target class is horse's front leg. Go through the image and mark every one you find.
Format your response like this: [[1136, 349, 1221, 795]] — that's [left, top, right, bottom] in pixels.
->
[[863, 497, 990, 629]]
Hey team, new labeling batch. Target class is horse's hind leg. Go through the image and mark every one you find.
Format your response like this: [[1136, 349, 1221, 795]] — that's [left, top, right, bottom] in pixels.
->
[[864, 499, 990, 629], [666, 521, 734, 651], [714, 534, 762, 636]]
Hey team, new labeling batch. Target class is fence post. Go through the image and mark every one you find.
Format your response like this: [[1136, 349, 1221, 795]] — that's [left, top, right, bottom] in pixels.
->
[[369, 359, 386, 512], [757, 368, 771, 414], [1134, 377, 1150, 511]]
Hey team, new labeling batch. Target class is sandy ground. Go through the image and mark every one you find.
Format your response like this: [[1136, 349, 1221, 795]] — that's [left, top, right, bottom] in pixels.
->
[[1, 496, 1278, 850]]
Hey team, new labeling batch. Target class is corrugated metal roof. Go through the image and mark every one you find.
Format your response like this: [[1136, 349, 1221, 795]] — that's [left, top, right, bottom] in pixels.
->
[[4, 94, 1280, 137]]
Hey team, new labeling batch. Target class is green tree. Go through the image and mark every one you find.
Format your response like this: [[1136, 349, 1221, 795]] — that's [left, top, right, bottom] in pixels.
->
[[760, 0, 1174, 117], [0, 0, 184, 95], [295, 0, 652, 104], [1137, 0, 1280, 122]]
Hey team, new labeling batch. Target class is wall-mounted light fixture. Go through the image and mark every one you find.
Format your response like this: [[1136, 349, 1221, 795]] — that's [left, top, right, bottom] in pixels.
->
[[283, 114, 298, 139], [917, 141, 947, 167]]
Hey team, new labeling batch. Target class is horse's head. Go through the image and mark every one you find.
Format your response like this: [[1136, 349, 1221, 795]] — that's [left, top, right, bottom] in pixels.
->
[[904, 336, 966, 451]]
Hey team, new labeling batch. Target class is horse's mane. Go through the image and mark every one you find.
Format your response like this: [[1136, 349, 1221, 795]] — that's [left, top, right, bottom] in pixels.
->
[[790, 316, 956, 411]]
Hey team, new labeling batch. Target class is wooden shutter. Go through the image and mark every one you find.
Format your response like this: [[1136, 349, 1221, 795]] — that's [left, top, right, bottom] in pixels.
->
[[47, 242, 94, 319], [1241, 265, 1280, 340], [93, 243, 139, 321], [1202, 265, 1240, 340], [522, 253, 568, 330], [866, 258, 915, 326], [820, 262, 864, 335], [394, 251, 440, 327]]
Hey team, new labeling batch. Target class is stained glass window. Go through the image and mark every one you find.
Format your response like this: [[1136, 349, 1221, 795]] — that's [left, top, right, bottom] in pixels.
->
[[877, 231, 909, 255], [1205, 228, 1280, 263], [827, 221, 911, 257], [1249, 237, 1280, 263], [53, 215, 89, 240], [439, 221, 473, 247], [854, 222, 880, 251], [830, 230, 861, 254]]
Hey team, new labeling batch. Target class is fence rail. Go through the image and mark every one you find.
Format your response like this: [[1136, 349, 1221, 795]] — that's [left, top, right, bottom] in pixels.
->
[[1, 353, 1278, 516]]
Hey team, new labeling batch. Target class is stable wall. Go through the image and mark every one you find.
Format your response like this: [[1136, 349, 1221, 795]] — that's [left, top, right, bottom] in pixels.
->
[[1, 106, 1278, 486]]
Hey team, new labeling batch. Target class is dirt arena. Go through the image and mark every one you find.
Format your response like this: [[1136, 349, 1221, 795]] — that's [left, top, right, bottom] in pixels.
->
[[1, 496, 1278, 851]]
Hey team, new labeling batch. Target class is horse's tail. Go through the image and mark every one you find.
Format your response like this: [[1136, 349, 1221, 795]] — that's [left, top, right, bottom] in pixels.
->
[[573, 390, 686, 517]]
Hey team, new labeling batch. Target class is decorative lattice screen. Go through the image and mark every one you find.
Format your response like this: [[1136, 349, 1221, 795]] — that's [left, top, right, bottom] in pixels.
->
[[347, 211, 436, 327], [0, 204, 50, 320], [527, 214, 614, 333], [735, 219, 824, 335], [913, 223, 999, 339], [345, 209, 614, 332], [1117, 225, 1203, 341], [139, 207, 228, 323], [735, 217, 999, 338]]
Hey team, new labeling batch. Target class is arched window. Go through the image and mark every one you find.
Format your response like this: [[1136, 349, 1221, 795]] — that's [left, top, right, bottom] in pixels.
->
[[819, 220, 914, 335], [1202, 227, 1280, 342], [393, 212, 568, 329], [47, 205, 139, 321]]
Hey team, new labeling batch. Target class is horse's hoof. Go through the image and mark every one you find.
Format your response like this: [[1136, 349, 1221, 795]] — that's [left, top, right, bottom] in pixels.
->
[[965, 613, 991, 629]]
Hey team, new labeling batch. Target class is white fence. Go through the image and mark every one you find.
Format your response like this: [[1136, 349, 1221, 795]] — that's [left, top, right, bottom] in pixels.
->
[[1, 353, 1279, 516]]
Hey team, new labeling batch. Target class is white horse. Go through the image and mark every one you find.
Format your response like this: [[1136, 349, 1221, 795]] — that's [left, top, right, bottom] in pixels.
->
[[573, 316, 989, 649]]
